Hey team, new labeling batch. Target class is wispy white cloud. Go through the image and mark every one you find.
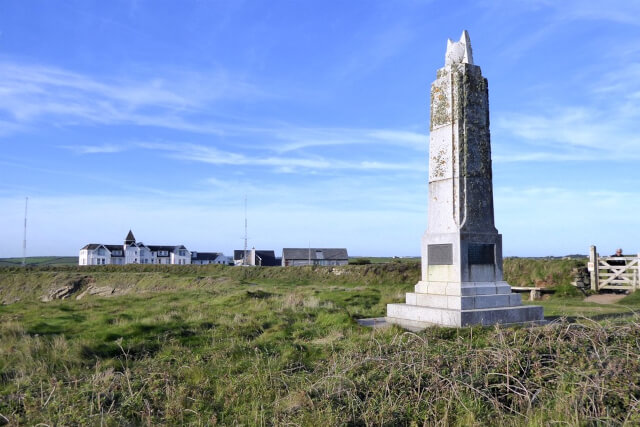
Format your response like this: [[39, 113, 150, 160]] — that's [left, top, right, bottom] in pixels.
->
[[368, 129, 426, 147], [483, 0, 640, 25], [545, 1, 640, 25], [61, 144, 125, 154], [270, 127, 427, 153], [0, 61, 266, 134], [494, 103, 640, 161], [0, 119, 24, 137], [332, 24, 414, 79], [0, 60, 431, 159], [493, 38, 640, 163], [478, 1, 640, 63], [138, 141, 424, 172], [593, 63, 640, 99]]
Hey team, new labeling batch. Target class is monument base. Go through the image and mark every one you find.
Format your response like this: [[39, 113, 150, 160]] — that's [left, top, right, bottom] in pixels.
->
[[386, 280, 544, 330]]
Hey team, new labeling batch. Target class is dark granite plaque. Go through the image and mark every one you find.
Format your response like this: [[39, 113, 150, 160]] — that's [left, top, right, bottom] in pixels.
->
[[428, 244, 453, 265], [468, 244, 494, 265]]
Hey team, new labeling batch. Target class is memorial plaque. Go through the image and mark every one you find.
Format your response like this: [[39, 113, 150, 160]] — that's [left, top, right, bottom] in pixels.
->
[[428, 244, 453, 265], [468, 244, 494, 265]]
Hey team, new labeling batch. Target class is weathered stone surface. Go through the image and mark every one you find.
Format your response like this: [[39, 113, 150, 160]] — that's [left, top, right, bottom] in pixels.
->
[[445, 30, 473, 66], [386, 31, 544, 329], [41, 276, 91, 302], [40, 276, 122, 302], [76, 286, 116, 300]]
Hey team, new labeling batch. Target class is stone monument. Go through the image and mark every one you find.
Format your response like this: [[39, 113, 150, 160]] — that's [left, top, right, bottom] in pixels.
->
[[386, 31, 544, 329]]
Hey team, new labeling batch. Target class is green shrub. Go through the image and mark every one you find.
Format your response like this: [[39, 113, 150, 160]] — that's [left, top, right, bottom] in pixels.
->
[[552, 283, 581, 298], [620, 290, 640, 304], [503, 257, 586, 287]]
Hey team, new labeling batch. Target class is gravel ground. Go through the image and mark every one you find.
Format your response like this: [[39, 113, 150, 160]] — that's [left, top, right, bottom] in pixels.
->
[[584, 293, 627, 304]]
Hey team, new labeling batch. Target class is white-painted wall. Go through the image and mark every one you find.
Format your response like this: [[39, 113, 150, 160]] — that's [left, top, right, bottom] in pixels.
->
[[79, 246, 111, 265], [79, 240, 227, 266], [171, 247, 191, 265], [125, 245, 140, 264]]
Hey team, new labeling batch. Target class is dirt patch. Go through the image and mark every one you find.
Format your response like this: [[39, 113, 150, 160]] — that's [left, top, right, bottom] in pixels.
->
[[584, 294, 626, 304]]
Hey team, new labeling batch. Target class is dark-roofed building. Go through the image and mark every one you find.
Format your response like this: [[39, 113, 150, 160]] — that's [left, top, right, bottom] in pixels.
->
[[191, 252, 233, 265], [281, 248, 349, 266], [233, 248, 279, 266], [105, 244, 125, 264], [79, 230, 229, 266]]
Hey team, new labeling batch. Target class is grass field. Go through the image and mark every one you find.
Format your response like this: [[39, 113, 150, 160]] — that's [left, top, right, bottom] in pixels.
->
[[0, 256, 78, 267], [350, 256, 420, 264], [2, 262, 640, 424]]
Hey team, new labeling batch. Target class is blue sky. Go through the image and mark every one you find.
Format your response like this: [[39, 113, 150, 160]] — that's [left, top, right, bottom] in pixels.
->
[[1, 0, 639, 258]]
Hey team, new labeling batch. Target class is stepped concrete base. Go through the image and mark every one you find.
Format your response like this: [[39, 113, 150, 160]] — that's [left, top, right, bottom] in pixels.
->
[[386, 280, 545, 330], [386, 303, 544, 330]]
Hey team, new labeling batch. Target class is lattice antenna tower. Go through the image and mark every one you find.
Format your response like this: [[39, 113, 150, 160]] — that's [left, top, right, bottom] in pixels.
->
[[22, 197, 28, 267]]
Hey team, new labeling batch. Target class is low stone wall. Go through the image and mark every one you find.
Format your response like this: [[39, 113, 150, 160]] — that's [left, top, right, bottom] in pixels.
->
[[571, 267, 591, 289]]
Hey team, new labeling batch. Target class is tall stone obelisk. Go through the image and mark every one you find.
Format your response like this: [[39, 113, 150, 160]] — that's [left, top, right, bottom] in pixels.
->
[[386, 31, 543, 329]]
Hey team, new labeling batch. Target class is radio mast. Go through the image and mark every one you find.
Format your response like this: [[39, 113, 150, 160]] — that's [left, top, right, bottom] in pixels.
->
[[243, 195, 248, 265], [22, 197, 28, 267]]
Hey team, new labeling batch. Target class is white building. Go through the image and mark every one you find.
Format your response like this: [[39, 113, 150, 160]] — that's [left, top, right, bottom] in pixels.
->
[[79, 230, 223, 266], [191, 252, 233, 265]]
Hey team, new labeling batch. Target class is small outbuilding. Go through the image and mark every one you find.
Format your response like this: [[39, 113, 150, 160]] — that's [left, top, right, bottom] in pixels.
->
[[233, 248, 279, 266], [281, 248, 349, 266]]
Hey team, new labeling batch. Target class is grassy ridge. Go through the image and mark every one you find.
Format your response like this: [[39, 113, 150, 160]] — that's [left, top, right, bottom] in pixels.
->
[[0, 263, 418, 308], [0, 256, 586, 306], [0, 256, 78, 267]]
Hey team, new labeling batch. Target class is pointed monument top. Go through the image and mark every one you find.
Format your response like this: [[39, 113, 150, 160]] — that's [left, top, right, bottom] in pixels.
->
[[445, 30, 474, 66]]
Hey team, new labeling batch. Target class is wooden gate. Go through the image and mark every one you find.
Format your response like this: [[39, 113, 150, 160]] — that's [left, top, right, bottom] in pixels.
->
[[589, 245, 640, 292]]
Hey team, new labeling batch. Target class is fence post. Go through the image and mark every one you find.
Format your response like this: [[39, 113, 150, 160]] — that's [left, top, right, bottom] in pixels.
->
[[589, 245, 599, 292], [636, 253, 640, 291]]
